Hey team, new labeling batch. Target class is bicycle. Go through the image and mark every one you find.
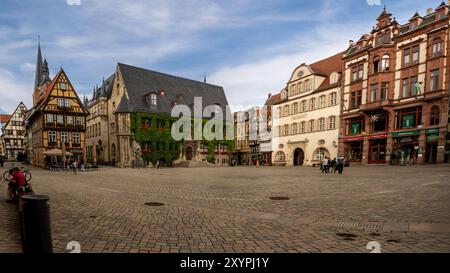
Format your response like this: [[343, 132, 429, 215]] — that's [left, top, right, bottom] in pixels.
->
[[2, 168, 32, 183]]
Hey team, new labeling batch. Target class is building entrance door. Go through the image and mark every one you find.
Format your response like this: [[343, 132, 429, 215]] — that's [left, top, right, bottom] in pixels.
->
[[185, 147, 193, 161], [369, 139, 387, 164], [425, 143, 438, 164], [293, 149, 304, 166]]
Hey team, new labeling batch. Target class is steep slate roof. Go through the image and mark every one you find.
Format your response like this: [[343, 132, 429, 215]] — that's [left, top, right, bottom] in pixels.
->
[[92, 73, 115, 101], [309, 52, 343, 90], [117, 63, 229, 115], [115, 96, 133, 113]]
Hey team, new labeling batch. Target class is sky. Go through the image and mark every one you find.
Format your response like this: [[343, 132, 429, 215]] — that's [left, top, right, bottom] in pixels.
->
[[0, 0, 443, 114]]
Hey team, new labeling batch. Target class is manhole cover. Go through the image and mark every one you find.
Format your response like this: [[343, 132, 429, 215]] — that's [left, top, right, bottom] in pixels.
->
[[336, 233, 358, 238], [145, 202, 164, 207], [270, 197, 290, 201]]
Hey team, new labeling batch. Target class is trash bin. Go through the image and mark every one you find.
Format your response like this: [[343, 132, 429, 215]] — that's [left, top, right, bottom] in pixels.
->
[[21, 195, 53, 253]]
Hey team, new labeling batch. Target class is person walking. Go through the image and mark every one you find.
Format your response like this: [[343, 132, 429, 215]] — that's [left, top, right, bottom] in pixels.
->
[[72, 160, 78, 174], [331, 158, 337, 173], [322, 158, 328, 173], [337, 157, 344, 175], [0, 156, 4, 168]]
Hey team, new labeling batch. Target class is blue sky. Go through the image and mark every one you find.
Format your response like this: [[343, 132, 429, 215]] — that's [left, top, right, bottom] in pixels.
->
[[0, 0, 442, 113]]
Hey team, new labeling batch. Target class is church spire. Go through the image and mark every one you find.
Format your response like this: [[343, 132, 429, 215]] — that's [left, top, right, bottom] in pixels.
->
[[34, 36, 44, 90]]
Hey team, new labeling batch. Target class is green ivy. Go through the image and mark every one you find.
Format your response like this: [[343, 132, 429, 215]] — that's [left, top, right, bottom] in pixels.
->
[[131, 112, 234, 166]]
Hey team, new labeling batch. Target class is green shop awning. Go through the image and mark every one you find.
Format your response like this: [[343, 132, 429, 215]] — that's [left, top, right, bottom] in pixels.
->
[[391, 130, 420, 137], [425, 128, 440, 134], [426, 134, 439, 142]]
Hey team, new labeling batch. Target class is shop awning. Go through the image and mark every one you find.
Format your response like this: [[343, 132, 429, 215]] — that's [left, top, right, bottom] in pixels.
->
[[43, 149, 73, 156]]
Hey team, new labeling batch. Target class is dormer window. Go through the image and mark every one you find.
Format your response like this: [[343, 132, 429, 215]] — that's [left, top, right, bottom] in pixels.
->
[[410, 20, 418, 29], [150, 93, 157, 106]]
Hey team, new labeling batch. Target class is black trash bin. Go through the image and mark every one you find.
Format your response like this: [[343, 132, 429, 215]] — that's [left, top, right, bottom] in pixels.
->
[[21, 195, 53, 253]]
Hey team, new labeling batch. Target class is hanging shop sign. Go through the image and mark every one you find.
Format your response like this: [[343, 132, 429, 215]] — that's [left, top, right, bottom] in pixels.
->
[[343, 136, 365, 142], [425, 128, 440, 134], [368, 133, 388, 140], [391, 130, 420, 137]]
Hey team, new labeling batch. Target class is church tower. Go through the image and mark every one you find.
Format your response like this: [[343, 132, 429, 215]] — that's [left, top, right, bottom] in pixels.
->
[[33, 38, 51, 106]]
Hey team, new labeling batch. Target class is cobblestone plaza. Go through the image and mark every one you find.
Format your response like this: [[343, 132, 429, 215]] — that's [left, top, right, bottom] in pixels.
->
[[1, 164, 449, 253]]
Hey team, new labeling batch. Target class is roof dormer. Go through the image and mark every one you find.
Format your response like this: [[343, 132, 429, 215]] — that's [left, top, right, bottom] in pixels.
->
[[409, 12, 423, 30], [376, 6, 393, 29], [436, 1, 448, 20]]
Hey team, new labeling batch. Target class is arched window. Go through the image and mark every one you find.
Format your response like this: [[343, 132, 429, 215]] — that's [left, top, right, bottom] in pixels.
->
[[314, 148, 330, 161], [309, 98, 316, 111], [430, 106, 440, 126], [328, 116, 336, 130], [275, 151, 286, 162], [300, 121, 306, 134], [301, 100, 307, 112], [319, 95, 326, 108], [293, 103, 298, 114], [283, 105, 290, 117], [318, 118, 326, 131], [284, 124, 289, 136], [329, 92, 337, 106], [308, 120, 315, 132], [292, 123, 298, 135], [433, 38, 442, 58], [381, 55, 390, 71]]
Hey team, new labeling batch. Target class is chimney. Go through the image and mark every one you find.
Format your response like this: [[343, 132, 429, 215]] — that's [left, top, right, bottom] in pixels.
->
[[267, 93, 272, 99], [349, 40, 354, 47], [426, 8, 433, 15]]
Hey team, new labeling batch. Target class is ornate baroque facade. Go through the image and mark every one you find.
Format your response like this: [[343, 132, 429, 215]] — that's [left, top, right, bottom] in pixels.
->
[[339, 4, 450, 165]]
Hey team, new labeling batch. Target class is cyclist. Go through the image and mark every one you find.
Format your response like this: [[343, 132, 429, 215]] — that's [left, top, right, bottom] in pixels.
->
[[6, 167, 32, 203]]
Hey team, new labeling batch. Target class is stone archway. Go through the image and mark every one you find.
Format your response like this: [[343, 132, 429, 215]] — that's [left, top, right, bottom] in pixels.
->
[[293, 148, 304, 166]]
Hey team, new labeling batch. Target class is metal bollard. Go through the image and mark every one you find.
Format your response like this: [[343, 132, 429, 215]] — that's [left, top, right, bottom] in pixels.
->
[[21, 195, 53, 253]]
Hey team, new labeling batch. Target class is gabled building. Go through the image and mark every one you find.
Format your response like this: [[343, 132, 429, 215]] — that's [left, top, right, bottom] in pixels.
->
[[85, 74, 115, 165], [25, 42, 89, 167], [86, 63, 231, 167], [272, 52, 343, 166], [1, 103, 27, 160], [339, 4, 450, 165], [0, 114, 11, 157]]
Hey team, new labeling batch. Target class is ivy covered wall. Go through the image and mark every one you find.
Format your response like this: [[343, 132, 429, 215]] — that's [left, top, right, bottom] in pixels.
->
[[131, 112, 234, 165]]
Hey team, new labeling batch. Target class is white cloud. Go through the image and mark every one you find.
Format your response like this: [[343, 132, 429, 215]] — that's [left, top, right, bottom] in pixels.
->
[[209, 21, 364, 111], [0, 69, 32, 113]]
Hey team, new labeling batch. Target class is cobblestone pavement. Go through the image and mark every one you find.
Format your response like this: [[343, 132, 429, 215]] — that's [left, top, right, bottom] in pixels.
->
[[1, 163, 449, 253], [0, 167, 22, 253]]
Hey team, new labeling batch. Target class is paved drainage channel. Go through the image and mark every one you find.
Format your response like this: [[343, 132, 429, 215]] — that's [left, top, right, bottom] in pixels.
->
[[144, 202, 165, 207], [314, 219, 384, 231], [270, 197, 290, 201]]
